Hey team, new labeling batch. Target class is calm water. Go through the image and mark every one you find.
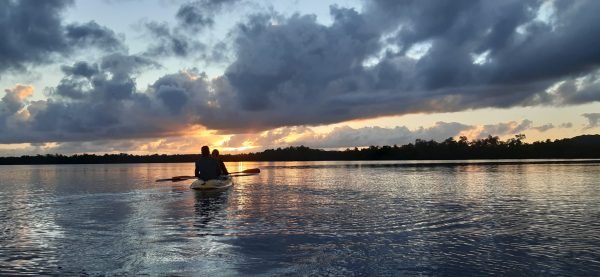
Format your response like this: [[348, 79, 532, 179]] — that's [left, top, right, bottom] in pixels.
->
[[1, 161, 599, 276]]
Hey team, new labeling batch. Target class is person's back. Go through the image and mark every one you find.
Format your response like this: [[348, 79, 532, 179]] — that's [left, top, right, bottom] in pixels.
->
[[211, 149, 229, 175], [195, 146, 222, 181]]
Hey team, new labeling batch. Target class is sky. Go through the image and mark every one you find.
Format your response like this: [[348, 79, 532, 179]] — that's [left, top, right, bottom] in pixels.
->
[[1, 0, 599, 156]]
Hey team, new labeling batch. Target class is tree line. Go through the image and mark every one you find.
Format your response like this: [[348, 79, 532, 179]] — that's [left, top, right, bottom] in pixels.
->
[[1, 134, 599, 165]]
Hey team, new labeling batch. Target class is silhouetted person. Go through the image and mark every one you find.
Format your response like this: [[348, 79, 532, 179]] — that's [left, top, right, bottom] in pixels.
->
[[212, 149, 229, 175], [195, 146, 222, 181]]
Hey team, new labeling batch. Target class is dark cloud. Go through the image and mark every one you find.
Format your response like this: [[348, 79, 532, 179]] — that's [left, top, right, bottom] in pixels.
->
[[367, 0, 600, 86], [49, 54, 158, 100], [53, 62, 101, 99], [0, 0, 125, 75], [0, 0, 73, 73], [140, 0, 241, 58], [61, 62, 99, 78], [142, 3, 248, 61], [140, 21, 232, 63], [543, 73, 600, 105], [143, 21, 205, 57], [65, 21, 126, 52], [177, 2, 214, 30], [219, 9, 381, 127], [1, 65, 225, 143], [0, 54, 171, 143], [2, 0, 600, 145], [190, 0, 599, 131], [99, 53, 159, 79], [176, 0, 241, 31], [582, 113, 600, 130]]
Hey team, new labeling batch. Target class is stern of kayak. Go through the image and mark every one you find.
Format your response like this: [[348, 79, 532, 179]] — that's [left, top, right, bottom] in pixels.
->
[[190, 176, 233, 190]]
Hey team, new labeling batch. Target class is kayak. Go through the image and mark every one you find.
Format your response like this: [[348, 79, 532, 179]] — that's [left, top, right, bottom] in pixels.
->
[[190, 176, 233, 190]]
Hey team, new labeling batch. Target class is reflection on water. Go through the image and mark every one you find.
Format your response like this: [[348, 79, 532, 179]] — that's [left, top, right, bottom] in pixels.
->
[[1, 161, 600, 275], [193, 190, 230, 230]]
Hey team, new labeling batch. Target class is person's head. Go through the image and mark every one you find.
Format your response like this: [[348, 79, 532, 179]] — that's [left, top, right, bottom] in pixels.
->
[[211, 149, 220, 157], [201, 146, 210, 156]]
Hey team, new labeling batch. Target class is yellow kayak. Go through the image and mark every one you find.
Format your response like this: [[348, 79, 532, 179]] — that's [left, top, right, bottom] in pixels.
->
[[190, 176, 233, 190]]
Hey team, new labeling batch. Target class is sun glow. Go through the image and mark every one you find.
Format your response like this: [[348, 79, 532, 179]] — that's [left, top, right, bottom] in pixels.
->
[[219, 146, 258, 152]]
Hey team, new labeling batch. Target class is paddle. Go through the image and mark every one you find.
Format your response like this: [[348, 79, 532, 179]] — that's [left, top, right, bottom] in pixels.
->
[[227, 173, 258, 177], [155, 176, 196, 182], [155, 168, 260, 182], [229, 168, 260, 174]]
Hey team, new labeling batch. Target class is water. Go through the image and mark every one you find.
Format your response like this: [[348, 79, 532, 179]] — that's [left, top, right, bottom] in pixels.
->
[[1, 161, 599, 276]]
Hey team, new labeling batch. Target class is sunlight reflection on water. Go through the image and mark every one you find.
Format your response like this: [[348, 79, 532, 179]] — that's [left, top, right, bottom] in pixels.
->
[[0, 161, 599, 275]]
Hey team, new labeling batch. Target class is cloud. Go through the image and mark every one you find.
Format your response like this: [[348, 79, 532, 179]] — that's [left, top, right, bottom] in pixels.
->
[[2, 0, 600, 145], [142, 21, 206, 57], [223, 126, 315, 148], [560, 122, 573, 128], [0, 54, 177, 143], [1, 85, 34, 114], [223, 118, 561, 150], [302, 122, 474, 148], [224, 122, 474, 149], [201, 0, 600, 131], [140, 0, 243, 59], [531, 123, 555, 132], [0, 135, 220, 156], [367, 0, 600, 86], [0, 0, 73, 73], [0, 0, 125, 74], [582, 113, 600, 129], [0, 84, 35, 132], [49, 54, 159, 100], [176, 0, 242, 31], [65, 21, 126, 52], [477, 120, 532, 138], [42, 135, 218, 155], [537, 73, 600, 105], [60, 61, 100, 78]]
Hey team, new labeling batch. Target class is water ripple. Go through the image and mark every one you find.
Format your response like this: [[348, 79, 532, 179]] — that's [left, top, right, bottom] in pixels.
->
[[0, 162, 599, 275]]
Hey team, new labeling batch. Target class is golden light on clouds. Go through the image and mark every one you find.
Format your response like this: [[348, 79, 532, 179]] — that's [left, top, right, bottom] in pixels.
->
[[219, 146, 258, 152], [458, 128, 481, 141], [5, 84, 34, 100], [181, 69, 201, 81]]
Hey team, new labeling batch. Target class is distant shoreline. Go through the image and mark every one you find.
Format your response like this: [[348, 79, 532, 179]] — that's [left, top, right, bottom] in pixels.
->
[[1, 158, 600, 166], [2, 134, 599, 165]]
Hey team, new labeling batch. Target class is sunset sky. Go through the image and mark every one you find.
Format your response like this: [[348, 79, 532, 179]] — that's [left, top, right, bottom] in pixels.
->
[[1, 0, 599, 156]]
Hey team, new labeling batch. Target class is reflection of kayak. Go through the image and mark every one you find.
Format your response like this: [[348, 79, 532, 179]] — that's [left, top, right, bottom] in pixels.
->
[[190, 176, 233, 190]]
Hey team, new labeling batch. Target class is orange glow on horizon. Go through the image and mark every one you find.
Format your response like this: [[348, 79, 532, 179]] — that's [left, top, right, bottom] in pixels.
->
[[219, 146, 259, 153]]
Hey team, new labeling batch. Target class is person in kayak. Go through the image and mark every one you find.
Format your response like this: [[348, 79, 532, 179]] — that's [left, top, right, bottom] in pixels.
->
[[211, 149, 229, 175], [195, 146, 224, 181]]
